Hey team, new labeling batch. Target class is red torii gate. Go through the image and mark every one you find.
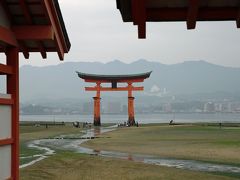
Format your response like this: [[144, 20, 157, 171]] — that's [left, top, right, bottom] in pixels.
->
[[77, 71, 152, 126]]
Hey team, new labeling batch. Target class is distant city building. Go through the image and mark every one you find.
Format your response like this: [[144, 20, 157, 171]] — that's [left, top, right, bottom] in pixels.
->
[[230, 102, 240, 113], [163, 103, 172, 113], [163, 88, 167, 94], [121, 104, 128, 114], [20, 99, 240, 115], [204, 102, 215, 112], [221, 102, 233, 113], [52, 108, 62, 113], [106, 102, 121, 114], [194, 108, 202, 113], [235, 104, 240, 113], [82, 102, 93, 114], [214, 103, 223, 112], [227, 102, 232, 113]]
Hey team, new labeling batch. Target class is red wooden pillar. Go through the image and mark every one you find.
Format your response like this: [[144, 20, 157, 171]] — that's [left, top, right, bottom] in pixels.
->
[[131, 0, 146, 38], [128, 82, 135, 125], [6, 47, 19, 180], [128, 96, 135, 125], [93, 97, 101, 126], [93, 82, 101, 126]]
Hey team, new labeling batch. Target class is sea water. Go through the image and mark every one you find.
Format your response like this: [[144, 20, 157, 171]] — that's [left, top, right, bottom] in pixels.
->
[[20, 113, 240, 124]]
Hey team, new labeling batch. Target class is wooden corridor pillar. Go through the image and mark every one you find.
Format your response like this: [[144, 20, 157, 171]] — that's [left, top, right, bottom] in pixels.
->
[[7, 48, 19, 179], [0, 1, 71, 178], [0, 47, 19, 180]]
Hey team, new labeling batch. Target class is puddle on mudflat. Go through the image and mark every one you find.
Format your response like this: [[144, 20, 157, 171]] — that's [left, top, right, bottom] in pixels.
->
[[20, 126, 116, 168], [22, 126, 240, 175]]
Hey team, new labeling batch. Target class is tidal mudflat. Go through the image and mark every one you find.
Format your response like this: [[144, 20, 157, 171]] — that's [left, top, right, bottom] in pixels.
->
[[20, 123, 240, 179]]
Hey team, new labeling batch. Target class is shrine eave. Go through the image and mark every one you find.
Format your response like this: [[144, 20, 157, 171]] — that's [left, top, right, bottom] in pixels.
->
[[116, 0, 240, 38], [76, 71, 152, 81], [117, 0, 240, 22], [0, 0, 71, 60]]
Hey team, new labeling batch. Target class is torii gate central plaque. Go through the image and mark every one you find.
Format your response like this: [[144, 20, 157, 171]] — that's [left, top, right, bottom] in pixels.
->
[[77, 71, 152, 126]]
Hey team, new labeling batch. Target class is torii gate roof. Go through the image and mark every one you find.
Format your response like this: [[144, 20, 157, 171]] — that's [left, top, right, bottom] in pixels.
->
[[76, 71, 152, 82]]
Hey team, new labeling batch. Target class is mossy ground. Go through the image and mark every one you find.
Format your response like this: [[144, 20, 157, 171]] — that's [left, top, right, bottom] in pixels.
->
[[84, 124, 240, 165], [20, 151, 237, 180], [20, 123, 240, 179]]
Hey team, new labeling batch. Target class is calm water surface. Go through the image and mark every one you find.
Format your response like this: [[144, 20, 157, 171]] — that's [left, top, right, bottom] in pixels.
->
[[21, 113, 240, 123]]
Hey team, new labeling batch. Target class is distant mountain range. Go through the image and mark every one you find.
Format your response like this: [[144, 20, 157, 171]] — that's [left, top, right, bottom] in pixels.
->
[[18, 59, 240, 102]]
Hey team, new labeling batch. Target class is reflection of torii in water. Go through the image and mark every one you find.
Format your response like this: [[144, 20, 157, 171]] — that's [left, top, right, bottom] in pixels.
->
[[77, 71, 152, 126]]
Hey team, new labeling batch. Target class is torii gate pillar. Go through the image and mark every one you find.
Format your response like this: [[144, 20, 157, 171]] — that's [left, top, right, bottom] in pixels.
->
[[128, 82, 135, 125], [128, 96, 135, 125], [93, 97, 101, 126]]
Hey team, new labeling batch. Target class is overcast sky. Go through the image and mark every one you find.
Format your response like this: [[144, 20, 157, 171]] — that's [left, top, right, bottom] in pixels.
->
[[19, 0, 240, 67]]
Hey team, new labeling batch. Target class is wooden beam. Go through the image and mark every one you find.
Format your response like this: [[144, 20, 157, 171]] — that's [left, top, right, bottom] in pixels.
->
[[138, 22, 146, 39], [12, 25, 54, 40], [146, 7, 238, 21], [131, 0, 138, 25], [22, 52, 30, 59], [187, 0, 199, 29], [237, 9, 240, 28], [42, 0, 66, 60], [84, 79, 107, 83], [132, 0, 146, 38], [0, 26, 17, 46], [14, 13, 46, 18], [128, 82, 133, 97], [1, 47, 59, 53], [0, 63, 13, 75], [37, 41, 47, 59], [121, 79, 145, 83], [1, 47, 60, 52], [0, 138, 14, 146], [6, 177, 13, 180], [19, 0, 32, 24], [7, 1, 41, 5], [0, 0, 13, 24], [0, 98, 14, 105], [85, 86, 144, 91], [55, 35, 64, 60], [84, 79, 145, 83], [19, 41, 30, 59], [18, 0, 47, 59], [96, 82, 101, 98], [138, 0, 146, 39]]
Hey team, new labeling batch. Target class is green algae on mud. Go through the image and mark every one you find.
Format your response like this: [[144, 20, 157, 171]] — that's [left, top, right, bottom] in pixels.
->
[[20, 123, 240, 179], [83, 124, 240, 165], [20, 123, 84, 165], [20, 152, 237, 180]]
